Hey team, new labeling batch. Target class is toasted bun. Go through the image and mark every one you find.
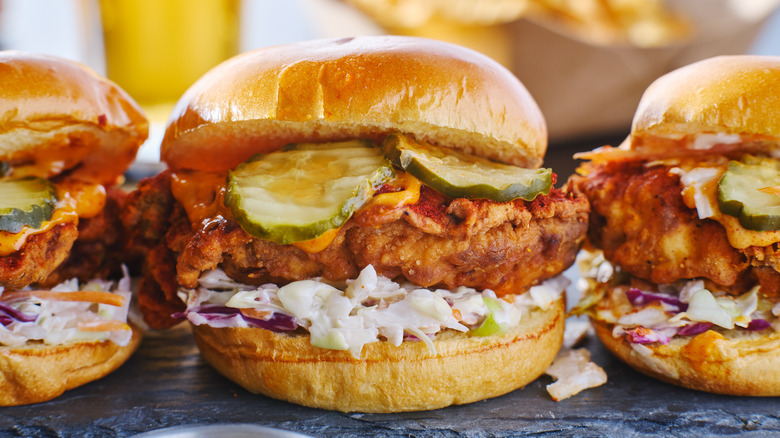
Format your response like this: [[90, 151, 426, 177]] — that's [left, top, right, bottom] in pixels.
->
[[592, 317, 780, 396], [162, 36, 546, 172], [0, 327, 142, 406], [192, 296, 564, 412], [629, 55, 780, 152], [0, 51, 148, 184]]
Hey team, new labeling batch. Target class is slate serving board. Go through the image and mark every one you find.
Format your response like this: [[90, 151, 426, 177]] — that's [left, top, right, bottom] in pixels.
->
[[1, 324, 779, 438], [2, 138, 778, 437]]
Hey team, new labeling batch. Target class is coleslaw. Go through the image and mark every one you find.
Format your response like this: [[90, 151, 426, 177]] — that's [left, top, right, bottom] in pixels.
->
[[0, 267, 134, 347], [178, 264, 568, 358], [575, 252, 779, 345]]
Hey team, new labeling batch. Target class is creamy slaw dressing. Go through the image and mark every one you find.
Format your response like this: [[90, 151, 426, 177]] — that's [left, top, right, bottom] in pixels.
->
[[180, 265, 568, 358], [577, 254, 779, 344], [0, 267, 133, 347]]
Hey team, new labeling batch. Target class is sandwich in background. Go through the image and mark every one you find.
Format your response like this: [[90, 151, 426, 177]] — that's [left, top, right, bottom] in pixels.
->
[[0, 51, 147, 405], [570, 55, 780, 395]]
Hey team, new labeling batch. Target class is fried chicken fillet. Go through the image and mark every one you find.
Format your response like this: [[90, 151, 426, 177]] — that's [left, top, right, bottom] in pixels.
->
[[572, 159, 780, 297], [125, 170, 588, 328], [0, 54, 146, 292], [37, 188, 128, 287]]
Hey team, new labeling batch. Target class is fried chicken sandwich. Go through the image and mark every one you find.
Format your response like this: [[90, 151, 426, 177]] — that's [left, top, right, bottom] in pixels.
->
[[571, 55, 780, 395], [0, 51, 147, 405], [123, 36, 588, 412]]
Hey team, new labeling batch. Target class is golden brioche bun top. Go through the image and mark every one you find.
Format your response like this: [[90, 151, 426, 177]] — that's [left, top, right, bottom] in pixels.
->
[[0, 51, 148, 184], [162, 36, 546, 172], [630, 55, 780, 151]]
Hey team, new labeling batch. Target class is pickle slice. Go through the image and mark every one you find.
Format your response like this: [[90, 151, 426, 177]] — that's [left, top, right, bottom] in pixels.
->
[[470, 297, 508, 337], [226, 140, 394, 244], [0, 177, 56, 233], [384, 134, 552, 202], [718, 160, 780, 231]]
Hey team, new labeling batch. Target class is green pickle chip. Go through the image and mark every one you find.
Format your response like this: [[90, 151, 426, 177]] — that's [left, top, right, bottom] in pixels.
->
[[225, 140, 394, 244], [0, 177, 57, 233], [718, 158, 780, 231], [383, 133, 552, 202]]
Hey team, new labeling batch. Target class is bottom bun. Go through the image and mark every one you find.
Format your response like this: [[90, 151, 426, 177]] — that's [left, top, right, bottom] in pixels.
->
[[592, 318, 780, 396], [0, 327, 142, 406], [193, 297, 565, 412]]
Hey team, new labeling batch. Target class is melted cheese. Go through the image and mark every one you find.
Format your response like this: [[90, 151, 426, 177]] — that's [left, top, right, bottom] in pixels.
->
[[292, 228, 341, 253], [717, 214, 780, 249], [365, 171, 422, 209], [0, 180, 108, 257]]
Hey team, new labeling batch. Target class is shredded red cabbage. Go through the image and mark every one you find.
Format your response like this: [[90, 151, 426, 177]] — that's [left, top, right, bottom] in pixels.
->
[[182, 305, 297, 332], [625, 288, 687, 312], [747, 319, 771, 331], [677, 322, 712, 336], [0, 302, 37, 325], [241, 312, 297, 331]]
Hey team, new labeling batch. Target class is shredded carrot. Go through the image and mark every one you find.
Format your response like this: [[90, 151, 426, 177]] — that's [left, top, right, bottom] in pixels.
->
[[240, 308, 272, 320], [0, 290, 125, 307], [452, 308, 462, 320], [758, 186, 780, 196], [77, 320, 131, 332]]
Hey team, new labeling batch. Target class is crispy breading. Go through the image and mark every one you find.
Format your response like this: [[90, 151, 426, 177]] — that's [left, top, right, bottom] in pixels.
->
[[0, 222, 78, 290], [571, 160, 779, 296], [137, 241, 184, 329], [743, 246, 780, 297], [125, 174, 589, 328], [120, 170, 176, 253], [175, 216, 360, 288], [120, 171, 185, 328], [0, 185, 130, 291], [171, 183, 588, 294], [39, 188, 126, 287], [347, 188, 588, 295]]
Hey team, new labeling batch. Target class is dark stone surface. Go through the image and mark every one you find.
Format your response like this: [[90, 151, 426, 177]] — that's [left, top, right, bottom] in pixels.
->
[[2, 136, 777, 437], [1, 325, 779, 438]]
